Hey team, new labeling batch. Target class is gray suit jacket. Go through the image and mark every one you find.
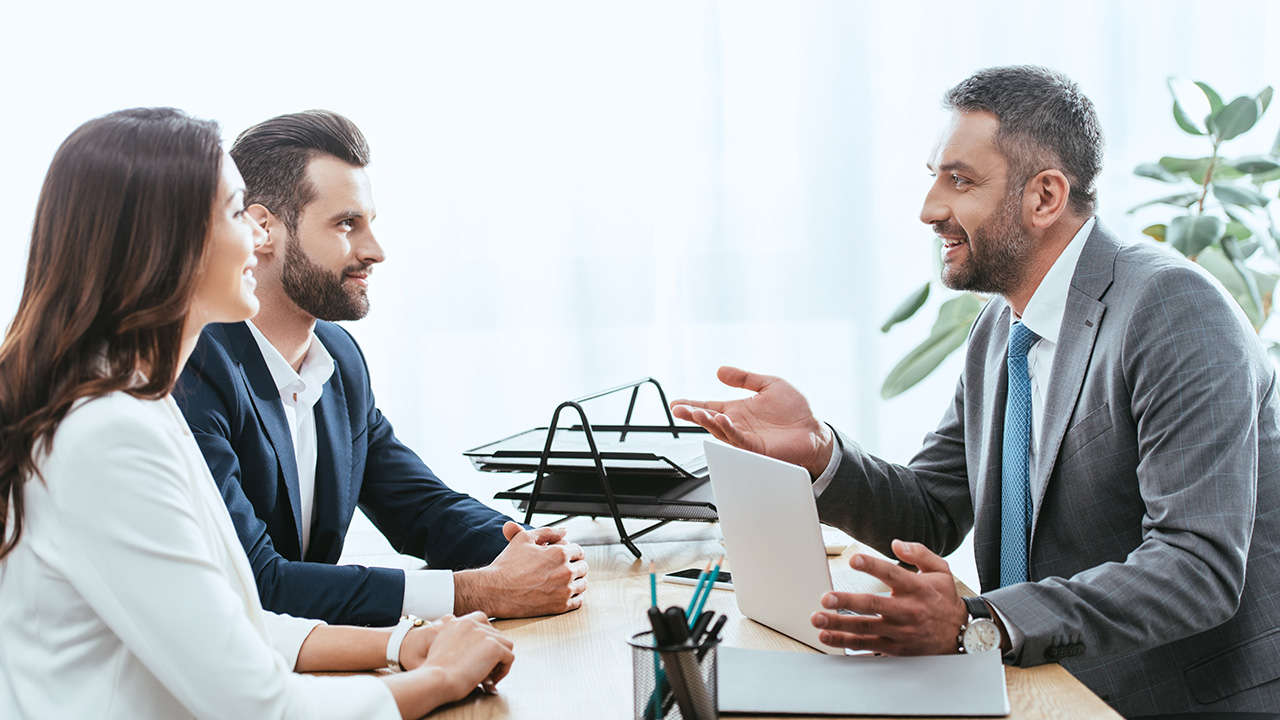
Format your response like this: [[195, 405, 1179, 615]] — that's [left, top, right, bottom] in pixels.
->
[[817, 221, 1280, 715]]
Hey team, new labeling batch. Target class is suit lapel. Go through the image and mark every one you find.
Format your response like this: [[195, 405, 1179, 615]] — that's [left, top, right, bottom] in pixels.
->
[[1029, 223, 1119, 536], [309, 356, 352, 563], [976, 304, 1013, 592], [227, 322, 305, 551]]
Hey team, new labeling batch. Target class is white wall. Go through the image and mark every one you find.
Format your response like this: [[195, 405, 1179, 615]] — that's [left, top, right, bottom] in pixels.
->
[[5, 0, 1280, 588]]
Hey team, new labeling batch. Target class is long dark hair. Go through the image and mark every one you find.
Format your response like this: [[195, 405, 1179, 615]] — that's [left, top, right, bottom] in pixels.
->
[[0, 107, 223, 560]]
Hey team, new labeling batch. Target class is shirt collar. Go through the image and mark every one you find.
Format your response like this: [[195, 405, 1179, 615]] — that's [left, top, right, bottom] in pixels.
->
[[1014, 216, 1096, 345], [245, 320, 335, 404]]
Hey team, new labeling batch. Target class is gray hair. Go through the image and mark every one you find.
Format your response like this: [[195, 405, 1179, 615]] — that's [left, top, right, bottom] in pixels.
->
[[943, 66, 1103, 216]]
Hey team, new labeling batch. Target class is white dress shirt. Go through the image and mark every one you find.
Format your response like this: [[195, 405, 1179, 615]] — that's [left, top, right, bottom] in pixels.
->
[[245, 323, 456, 619], [814, 217, 1096, 656], [0, 391, 398, 719]]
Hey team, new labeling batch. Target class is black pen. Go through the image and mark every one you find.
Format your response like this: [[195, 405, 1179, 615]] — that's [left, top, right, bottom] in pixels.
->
[[689, 610, 714, 644], [696, 615, 728, 661]]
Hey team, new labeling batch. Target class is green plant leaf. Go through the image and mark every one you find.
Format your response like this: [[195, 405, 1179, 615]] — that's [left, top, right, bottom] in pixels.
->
[[1198, 245, 1275, 329], [881, 282, 931, 333], [1231, 155, 1280, 174], [1214, 96, 1261, 142], [1259, 86, 1274, 115], [1142, 223, 1167, 241], [1252, 166, 1280, 184], [1196, 81, 1226, 115], [1167, 214, 1225, 257], [1134, 162, 1181, 183], [1126, 191, 1200, 214], [1223, 237, 1266, 325], [1225, 221, 1255, 242], [1159, 155, 1213, 177], [1214, 182, 1272, 208], [881, 294, 983, 399], [1169, 78, 1211, 135], [1272, 122, 1280, 156]]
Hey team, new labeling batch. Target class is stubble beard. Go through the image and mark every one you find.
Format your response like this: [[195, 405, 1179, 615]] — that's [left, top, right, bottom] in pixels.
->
[[280, 235, 372, 322], [939, 190, 1036, 296]]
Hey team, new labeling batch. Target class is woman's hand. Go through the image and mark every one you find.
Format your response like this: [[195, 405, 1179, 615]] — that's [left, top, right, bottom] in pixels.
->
[[395, 621, 442, 671], [383, 612, 515, 718], [419, 612, 515, 698]]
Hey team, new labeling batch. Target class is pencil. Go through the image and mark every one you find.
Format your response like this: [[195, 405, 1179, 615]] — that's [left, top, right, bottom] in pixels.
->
[[683, 559, 713, 618], [688, 556, 723, 625]]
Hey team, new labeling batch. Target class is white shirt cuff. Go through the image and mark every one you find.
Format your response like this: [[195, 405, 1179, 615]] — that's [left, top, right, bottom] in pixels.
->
[[402, 569, 455, 620], [811, 426, 844, 497], [986, 599, 1025, 661]]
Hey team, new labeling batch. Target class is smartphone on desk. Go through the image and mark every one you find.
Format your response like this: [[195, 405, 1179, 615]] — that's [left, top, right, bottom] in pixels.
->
[[661, 568, 734, 590]]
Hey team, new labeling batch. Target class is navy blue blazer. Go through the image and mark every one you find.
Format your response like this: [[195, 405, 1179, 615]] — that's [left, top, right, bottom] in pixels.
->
[[174, 321, 512, 626]]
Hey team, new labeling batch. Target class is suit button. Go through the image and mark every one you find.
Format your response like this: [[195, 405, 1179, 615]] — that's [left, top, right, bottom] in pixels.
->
[[1044, 647, 1060, 660]]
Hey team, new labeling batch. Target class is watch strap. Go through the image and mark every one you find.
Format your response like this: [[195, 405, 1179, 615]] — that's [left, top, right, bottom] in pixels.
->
[[963, 595, 992, 620], [386, 614, 425, 671]]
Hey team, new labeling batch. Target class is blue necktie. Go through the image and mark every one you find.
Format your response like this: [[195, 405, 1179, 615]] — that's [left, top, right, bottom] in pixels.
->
[[1000, 322, 1039, 588]]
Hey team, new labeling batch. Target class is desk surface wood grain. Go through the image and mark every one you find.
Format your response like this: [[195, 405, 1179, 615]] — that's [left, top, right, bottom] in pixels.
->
[[388, 517, 1122, 720]]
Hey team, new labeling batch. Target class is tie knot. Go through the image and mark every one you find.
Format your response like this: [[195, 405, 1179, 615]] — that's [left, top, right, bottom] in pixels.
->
[[1008, 322, 1039, 359]]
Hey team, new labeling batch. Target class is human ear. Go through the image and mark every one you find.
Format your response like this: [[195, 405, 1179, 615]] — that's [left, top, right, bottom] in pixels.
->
[[245, 204, 280, 257], [1025, 170, 1071, 229]]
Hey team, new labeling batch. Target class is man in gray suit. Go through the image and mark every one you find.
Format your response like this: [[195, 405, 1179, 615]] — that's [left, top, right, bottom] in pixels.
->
[[672, 66, 1280, 716]]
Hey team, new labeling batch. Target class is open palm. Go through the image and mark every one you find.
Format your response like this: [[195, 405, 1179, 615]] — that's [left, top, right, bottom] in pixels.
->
[[670, 366, 834, 476]]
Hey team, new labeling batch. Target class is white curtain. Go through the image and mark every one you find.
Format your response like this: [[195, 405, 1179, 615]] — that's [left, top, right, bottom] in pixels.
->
[[5, 0, 1280, 586]]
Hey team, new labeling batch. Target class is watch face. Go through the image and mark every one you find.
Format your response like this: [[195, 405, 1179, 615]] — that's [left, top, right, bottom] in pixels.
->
[[963, 619, 1001, 654]]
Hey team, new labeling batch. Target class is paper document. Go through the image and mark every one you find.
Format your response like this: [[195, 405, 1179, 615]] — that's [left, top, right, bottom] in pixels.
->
[[718, 647, 1009, 717]]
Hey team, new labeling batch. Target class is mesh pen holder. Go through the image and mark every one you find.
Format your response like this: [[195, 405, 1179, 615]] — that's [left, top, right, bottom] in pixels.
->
[[629, 630, 720, 720]]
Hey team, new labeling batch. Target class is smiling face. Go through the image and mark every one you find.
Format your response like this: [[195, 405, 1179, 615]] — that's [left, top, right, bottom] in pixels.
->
[[921, 111, 1036, 297], [190, 155, 264, 326], [279, 154, 384, 321]]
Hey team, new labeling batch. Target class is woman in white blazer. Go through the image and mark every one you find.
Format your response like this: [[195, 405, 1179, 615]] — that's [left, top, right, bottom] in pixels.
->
[[0, 108, 514, 719]]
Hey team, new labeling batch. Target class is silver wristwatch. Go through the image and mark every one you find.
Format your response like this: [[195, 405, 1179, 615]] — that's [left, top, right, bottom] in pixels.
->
[[958, 597, 1002, 654]]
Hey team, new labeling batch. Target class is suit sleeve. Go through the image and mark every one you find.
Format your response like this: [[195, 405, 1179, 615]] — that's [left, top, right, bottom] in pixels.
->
[[336, 330, 513, 571], [176, 340, 408, 627], [43, 400, 398, 720], [983, 265, 1262, 666], [815, 339, 978, 561]]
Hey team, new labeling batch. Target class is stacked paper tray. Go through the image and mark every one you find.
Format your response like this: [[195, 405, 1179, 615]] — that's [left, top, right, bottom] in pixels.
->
[[464, 426, 707, 476]]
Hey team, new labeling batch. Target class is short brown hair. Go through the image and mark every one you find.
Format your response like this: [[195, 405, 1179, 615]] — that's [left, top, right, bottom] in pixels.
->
[[230, 110, 371, 233]]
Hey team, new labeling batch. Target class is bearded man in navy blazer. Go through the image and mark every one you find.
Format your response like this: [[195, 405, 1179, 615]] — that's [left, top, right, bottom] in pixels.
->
[[175, 110, 588, 627]]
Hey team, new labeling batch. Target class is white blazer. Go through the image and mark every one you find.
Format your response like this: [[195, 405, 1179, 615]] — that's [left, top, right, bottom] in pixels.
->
[[0, 392, 400, 720]]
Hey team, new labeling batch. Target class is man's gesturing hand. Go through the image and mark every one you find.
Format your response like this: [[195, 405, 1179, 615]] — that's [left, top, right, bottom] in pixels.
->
[[669, 366, 834, 477], [809, 540, 967, 656], [454, 522, 588, 618]]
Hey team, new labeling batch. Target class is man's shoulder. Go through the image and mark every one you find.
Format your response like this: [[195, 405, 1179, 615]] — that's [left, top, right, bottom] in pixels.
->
[[314, 321, 366, 366]]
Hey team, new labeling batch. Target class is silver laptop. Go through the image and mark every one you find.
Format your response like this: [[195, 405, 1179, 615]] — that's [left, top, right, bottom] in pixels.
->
[[704, 440, 847, 655]]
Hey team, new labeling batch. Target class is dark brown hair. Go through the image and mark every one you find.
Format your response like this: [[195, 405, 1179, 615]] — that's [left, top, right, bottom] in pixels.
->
[[230, 110, 370, 234], [943, 65, 1104, 216], [0, 107, 223, 560]]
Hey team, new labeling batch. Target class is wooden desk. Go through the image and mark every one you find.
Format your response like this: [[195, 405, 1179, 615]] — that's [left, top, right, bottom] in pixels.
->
[[413, 519, 1121, 720]]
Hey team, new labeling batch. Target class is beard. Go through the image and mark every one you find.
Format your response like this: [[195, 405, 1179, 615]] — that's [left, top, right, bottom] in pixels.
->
[[939, 190, 1036, 296], [280, 237, 372, 322]]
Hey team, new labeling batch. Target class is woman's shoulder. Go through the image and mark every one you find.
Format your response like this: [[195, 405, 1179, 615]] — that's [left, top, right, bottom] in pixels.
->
[[51, 391, 180, 456]]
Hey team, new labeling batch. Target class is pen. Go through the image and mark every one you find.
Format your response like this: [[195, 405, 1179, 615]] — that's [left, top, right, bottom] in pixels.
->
[[697, 614, 727, 661], [689, 610, 713, 644], [646, 607, 670, 720]]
